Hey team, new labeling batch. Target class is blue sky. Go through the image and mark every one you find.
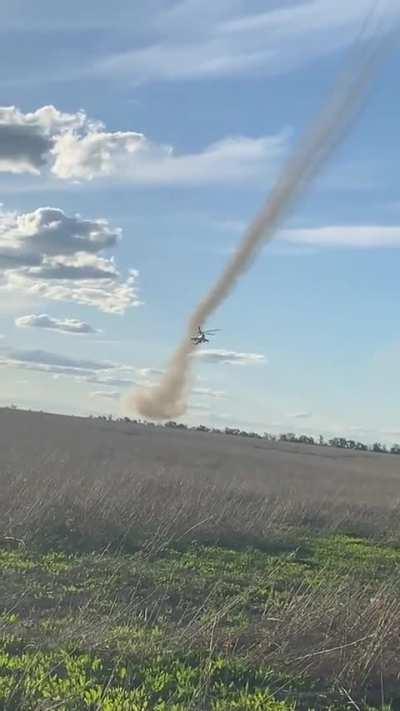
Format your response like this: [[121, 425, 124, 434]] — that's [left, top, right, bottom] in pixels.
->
[[0, 0, 399, 443]]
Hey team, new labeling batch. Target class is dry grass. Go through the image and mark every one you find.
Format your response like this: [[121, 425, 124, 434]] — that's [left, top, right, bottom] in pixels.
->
[[1, 407, 400, 708]]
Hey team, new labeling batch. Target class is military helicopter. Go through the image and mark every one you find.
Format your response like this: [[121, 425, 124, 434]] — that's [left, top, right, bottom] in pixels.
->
[[191, 326, 220, 345]]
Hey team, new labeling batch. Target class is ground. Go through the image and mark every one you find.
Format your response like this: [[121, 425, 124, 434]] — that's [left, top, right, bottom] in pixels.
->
[[1, 408, 400, 709]]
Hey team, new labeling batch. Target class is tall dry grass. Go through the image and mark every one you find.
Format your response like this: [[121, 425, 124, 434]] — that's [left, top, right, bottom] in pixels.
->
[[2, 410, 400, 705], [2, 468, 400, 553]]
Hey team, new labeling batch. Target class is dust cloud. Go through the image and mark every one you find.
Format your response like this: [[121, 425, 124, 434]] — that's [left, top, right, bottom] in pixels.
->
[[126, 14, 390, 421]]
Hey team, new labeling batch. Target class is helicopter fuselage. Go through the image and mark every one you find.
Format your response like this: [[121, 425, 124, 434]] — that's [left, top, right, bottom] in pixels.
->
[[191, 335, 209, 345]]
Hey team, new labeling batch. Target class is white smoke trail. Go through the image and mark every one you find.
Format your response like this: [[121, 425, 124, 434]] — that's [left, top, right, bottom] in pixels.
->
[[126, 12, 392, 421]]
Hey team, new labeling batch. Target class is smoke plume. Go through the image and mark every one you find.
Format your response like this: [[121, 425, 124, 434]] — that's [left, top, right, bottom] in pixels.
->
[[126, 17, 389, 420]]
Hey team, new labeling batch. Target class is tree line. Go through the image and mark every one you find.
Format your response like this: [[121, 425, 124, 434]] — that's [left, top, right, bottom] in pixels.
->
[[83, 409, 400, 456], [160, 420, 400, 455]]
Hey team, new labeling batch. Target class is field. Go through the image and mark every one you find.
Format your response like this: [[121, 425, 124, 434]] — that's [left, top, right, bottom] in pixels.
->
[[1, 408, 400, 710]]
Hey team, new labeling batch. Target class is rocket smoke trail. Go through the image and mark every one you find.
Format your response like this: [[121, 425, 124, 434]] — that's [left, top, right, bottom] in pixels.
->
[[126, 12, 392, 421]]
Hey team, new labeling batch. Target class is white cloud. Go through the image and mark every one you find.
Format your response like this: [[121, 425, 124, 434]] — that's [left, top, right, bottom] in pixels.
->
[[287, 411, 312, 419], [83, 374, 135, 388], [95, 41, 272, 83], [188, 402, 211, 413], [136, 367, 165, 378], [0, 104, 146, 181], [9, 271, 139, 314], [282, 225, 400, 249], [0, 104, 287, 186], [93, 0, 399, 84], [15, 314, 98, 335], [0, 206, 119, 261], [0, 347, 119, 375], [52, 129, 287, 186], [0, 206, 139, 313], [194, 349, 266, 365], [90, 390, 120, 400], [0, 105, 88, 175], [23, 254, 119, 281], [51, 129, 144, 181], [192, 386, 226, 398]]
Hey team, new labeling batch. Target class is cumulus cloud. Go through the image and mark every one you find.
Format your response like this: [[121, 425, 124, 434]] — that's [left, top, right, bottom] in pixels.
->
[[0, 206, 119, 260], [193, 349, 265, 365], [0, 104, 287, 186], [0, 105, 88, 175], [0, 104, 145, 181], [15, 314, 98, 335], [51, 129, 145, 180], [0, 206, 139, 313]]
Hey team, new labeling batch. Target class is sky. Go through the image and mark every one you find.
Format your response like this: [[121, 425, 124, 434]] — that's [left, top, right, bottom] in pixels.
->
[[0, 0, 399, 444]]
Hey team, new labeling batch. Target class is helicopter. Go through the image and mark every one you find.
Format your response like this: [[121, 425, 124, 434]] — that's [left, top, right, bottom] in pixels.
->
[[191, 326, 220, 345]]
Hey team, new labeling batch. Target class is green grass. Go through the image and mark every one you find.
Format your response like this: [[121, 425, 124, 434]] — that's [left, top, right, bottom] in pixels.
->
[[1, 534, 400, 709]]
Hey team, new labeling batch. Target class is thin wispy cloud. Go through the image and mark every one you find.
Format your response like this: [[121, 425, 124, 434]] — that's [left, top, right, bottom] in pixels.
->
[[194, 349, 266, 366], [90, 390, 121, 400], [136, 367, 165, 378], [0, 1, 153, 32], [83, 374, 136, 388], [93, 0, 399, 84], [15, 314, 99, 335], [0, 346, 118, 378], [192, 386, 226, 399], [287, 411, 313, 419], [282, 225, 400, 249]]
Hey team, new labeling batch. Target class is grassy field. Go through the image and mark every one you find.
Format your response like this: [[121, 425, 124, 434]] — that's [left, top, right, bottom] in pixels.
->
[[1, 408, 400, 709]]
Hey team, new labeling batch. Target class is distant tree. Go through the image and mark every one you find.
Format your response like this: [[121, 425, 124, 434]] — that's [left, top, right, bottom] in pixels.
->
[[390, 444, 400, 454], [165, 420, 186, 429], [372, 442, 387, 454], [319, 434, 325, 446], [298, 434, 315, 445], [329, 437, 349, 449], [280, 433, 296, 442], [355, 441, 368, 451]]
